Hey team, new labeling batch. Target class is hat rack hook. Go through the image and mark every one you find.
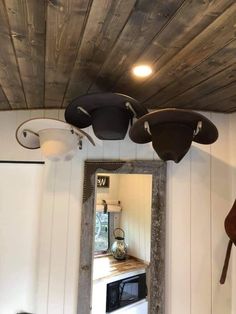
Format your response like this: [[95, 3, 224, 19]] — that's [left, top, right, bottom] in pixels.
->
[[193, 120, 202, 138], [23, 129, 39, 138]]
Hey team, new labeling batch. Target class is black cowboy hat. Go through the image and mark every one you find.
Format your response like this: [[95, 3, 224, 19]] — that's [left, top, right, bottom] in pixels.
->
[[64, 93, 148, 140], [129, 108, 218, 163]]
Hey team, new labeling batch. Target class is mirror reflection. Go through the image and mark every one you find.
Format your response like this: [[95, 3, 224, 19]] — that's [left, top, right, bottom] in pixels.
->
[[92, 173, 152, 314]]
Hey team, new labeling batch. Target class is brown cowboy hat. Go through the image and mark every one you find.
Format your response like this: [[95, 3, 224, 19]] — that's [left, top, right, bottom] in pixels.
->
[[129, 108, 218, 163], [64, 93, 148, 140], [220, 198, 236, 284]]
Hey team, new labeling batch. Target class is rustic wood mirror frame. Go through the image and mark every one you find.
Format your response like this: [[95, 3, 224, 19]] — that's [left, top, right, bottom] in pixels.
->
[[78, 160, 166, 314]]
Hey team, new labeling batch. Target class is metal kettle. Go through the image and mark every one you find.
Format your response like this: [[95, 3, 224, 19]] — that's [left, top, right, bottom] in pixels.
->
[[111, 228, 127, 260]]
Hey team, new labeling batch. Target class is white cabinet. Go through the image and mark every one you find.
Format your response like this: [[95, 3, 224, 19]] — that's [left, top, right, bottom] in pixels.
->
[[111, 300, 148, 314], [92, 281, 107, 313]]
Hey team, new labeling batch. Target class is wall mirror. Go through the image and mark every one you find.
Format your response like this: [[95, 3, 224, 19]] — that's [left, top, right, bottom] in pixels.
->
[[78, 160, 166, 314]]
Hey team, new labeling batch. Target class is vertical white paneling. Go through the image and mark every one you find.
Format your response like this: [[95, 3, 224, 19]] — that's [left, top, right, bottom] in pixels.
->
[[190, 141, 211, 314], [15, 110, 32, 160], [211, 113, 231, 314], [103, 140, 120, 159], [190, 111, 211, 314], [44, 109, 60, 119], [168, 152, 191, 314], [36, 162, 56, 314], [30, 109, 44, 118], [47, 161, 72, 314], [59, 109, 66, 121], [63, 154, 85, 314], [0, 164, 43, 314], [136, 142, 155, 160], [119, 134, 137, 160], [229, 112, 236, 314], [165, 161, 173, 314], [86, 126, 103, 160]]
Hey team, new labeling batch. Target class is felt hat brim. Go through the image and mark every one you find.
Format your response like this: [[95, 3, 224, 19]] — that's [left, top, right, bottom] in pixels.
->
[[16, 118, 95, 149], [129, 108, 218, 145], [64, 92, 148, 129]]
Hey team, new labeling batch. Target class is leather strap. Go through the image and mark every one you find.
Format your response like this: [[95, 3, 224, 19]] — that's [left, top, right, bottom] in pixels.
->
[[220, 240, 233, 284]]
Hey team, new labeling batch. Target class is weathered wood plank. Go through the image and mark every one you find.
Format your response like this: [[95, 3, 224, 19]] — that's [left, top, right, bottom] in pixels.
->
[[131, 3, 236, 103], [191, 81, 236, 110], [0, 86, 11, 110], [5, 0, 45, 109], [157, 62, 236, 109], [114, 0, 235, 95], [0, 0, 27, 109], [63, 0, 136, 107], [145, 40, 236, 108], [224, 96, 236, 113], [177, 82, 236, 112], [88, 0, 185, 93], [44, 0, 92, 108]]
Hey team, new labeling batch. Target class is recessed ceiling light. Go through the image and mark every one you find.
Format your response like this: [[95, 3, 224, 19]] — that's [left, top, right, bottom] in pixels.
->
[[132, 65, 153, 78]]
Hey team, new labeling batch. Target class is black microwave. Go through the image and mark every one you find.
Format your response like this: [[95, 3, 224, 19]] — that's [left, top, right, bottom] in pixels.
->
[[106, 273, 147, 312]]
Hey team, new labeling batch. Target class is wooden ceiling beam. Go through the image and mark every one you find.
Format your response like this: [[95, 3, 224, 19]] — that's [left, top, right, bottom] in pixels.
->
[[44, 0, 93, 108], [0, 0, 27, 109], [113, 0, 235, 96], [4, 0, 45, 109], [62, 0, 136, 107], [88, 0, 185, 93]]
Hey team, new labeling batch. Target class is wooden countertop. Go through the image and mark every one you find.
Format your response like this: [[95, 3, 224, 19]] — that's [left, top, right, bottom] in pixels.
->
[[93, 255, 147, 281]]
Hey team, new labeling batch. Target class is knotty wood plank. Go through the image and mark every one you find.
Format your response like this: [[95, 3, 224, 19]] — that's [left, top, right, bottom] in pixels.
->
[[0, 0, 27, 109], [88, 0, 185, 93], [45, 0, 92, 108], [114, 0, 234, 95], [63, 0, 136, 107], [158, 63, 236, 109], [5, 0, 45, 109], [146, 40, 236, 108], [131, 3, 236, 104], [0, 86, 11, 110]]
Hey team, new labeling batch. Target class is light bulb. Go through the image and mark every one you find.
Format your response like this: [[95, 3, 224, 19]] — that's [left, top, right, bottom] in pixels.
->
[[132, 65, 153, 78]]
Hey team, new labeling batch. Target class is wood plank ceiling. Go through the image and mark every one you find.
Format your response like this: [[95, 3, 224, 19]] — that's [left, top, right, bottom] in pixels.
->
[[0, 0, 235, 112]]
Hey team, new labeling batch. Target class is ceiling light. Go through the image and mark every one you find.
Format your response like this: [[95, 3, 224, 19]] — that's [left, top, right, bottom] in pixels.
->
[[132, 65, 153, 78]]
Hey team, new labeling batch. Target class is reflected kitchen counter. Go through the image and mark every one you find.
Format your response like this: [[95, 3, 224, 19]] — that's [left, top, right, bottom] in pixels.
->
[[93, 255, 147, 282]]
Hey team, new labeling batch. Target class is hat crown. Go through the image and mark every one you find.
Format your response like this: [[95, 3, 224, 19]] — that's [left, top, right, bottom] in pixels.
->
[[39, 129, 78, 161], [151, 123, 194, 163], [91, 106, 131, 140]]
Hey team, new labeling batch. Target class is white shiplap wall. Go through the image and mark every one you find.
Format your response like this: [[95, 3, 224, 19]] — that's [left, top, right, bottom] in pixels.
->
[[229, 113, 236, 314], [119, 174, 152, 263], [0, 110, 233, 314], [0, 163, 44, 314]]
